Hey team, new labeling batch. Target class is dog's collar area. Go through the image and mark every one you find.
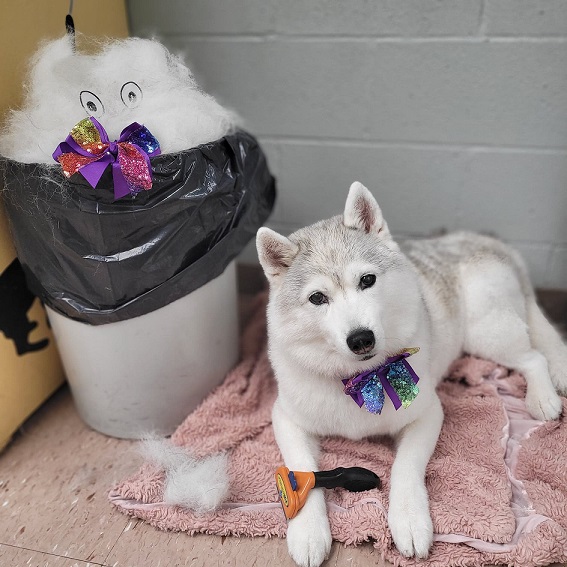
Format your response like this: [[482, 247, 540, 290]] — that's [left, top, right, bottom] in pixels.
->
[[342, 348, 420, 414]]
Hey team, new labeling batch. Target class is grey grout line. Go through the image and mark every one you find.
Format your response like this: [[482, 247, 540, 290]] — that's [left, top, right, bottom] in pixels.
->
[[257, 135, 567, 155], [165, 32, 567, 43]]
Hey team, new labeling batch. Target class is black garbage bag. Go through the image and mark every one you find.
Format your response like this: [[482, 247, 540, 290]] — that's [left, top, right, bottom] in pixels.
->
[[0, 130, 275, 325]]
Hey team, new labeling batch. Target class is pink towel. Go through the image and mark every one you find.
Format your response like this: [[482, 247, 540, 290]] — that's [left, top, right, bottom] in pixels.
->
[[110, 294, 567, 567]]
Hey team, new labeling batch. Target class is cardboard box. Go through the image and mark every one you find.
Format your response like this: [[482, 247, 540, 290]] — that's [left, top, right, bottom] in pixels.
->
[[0, 207, 64, 450], [0, 0, 129, 450]]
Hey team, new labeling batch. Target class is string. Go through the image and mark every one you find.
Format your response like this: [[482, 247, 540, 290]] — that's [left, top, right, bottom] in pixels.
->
[[65, 0, 75, 51]]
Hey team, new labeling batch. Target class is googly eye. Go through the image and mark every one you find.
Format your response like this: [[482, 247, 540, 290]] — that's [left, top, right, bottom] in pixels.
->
[[79, 91, 105, 118], [120, 82, 143, 109]]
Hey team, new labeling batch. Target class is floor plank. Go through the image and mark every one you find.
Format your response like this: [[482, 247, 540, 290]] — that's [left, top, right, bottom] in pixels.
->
[[0, 543, 105, 566], [106, 522, 308, 567], [335, 542, 391, 567], [0, 389, 139, 565]]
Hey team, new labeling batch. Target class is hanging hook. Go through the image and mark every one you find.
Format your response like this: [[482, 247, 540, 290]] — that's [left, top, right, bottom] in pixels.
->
[[65, 0, 76, 50]]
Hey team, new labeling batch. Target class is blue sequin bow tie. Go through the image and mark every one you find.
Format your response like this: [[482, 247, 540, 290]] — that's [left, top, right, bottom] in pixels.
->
[[342, 348, 420, 414]]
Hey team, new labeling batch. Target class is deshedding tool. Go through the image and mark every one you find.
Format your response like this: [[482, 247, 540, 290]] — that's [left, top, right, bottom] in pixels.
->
[[275, 466, 381, 520]]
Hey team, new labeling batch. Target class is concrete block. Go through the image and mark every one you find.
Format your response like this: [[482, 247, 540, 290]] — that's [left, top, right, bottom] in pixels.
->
[[363, 42, 567, 148], [507, 241, 554, 289], [485, 0, 567, 36], [256, 141, 287, 222], [273, 0, 482, 37], [237, 238, 260, 264], [548, 247, 567, 289], [128, 0, 482, 37], [173, 39, 378, 141], [127, 0, 274, 36], [264, 141, 467, 236], [171, 39, 567, 148], [458, 151, 567, 245]]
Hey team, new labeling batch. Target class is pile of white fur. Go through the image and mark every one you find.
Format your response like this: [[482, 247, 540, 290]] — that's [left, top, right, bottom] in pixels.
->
[[141, 437, 229, 513], [0, 34, 237, 163]]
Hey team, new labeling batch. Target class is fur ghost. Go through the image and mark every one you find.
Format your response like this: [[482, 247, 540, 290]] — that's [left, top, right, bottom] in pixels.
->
[[0, 35, 237, 163]]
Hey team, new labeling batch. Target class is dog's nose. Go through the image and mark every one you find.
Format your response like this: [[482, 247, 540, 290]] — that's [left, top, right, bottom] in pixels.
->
[[346, 329, 375, 355]]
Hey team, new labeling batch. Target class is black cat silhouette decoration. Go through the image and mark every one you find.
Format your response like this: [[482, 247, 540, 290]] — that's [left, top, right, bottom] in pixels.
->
[[0, 258, 49, 355]]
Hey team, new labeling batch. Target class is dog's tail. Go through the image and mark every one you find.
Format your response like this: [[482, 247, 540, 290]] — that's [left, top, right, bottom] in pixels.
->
[[527, 296, 567, 396]]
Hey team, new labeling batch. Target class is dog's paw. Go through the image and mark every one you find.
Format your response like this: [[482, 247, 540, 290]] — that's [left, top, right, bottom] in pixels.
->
[[286, 520, 331, 567], [286, 495, 332, 567], [525, 386, 562, 421], [388, 488, 433, 558], [549, 367, 567, 397]]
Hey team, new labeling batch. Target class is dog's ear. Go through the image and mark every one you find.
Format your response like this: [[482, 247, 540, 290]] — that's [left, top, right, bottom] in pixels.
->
[[256, 227, 299, 281], [344, 181, 391, 238]]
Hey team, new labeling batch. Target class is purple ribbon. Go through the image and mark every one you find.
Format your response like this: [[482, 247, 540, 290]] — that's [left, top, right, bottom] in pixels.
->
[[53, 117, 161, 200], [342, 350, 420, 414]]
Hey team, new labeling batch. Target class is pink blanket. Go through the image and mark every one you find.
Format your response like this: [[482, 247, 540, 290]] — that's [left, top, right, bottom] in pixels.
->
[[110, 294, 567, 566]]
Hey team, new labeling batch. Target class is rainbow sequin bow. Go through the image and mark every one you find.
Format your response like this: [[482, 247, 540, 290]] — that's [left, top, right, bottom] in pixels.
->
[[53, 117, 161, 199], [342, 348, 420, 414]]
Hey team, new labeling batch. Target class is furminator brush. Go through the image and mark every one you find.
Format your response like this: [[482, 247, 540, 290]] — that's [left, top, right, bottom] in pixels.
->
[[275, 466, 381, 520]]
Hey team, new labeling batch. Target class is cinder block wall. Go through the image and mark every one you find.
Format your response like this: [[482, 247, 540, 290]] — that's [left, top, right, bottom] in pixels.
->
[[128, 0, 567, 289]]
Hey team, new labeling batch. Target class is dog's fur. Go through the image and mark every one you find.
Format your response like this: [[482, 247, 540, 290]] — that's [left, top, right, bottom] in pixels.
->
[[256, 182, 567, 567]]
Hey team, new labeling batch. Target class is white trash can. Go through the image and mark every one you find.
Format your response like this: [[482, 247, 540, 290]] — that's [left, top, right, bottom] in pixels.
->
[[1, 131, 275, 438], [46, 262, 238, 438]]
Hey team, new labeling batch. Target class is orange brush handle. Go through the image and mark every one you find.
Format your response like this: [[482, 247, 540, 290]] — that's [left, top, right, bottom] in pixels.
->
[[276, 465, 381, 520], [275, 466, 316, 520]]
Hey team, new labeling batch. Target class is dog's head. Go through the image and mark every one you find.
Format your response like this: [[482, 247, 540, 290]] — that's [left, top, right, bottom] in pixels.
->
[[256, 182, 422, 378]]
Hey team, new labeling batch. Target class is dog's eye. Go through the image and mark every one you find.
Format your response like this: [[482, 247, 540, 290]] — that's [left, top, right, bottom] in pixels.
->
[[360, 274, 376, 289], [309, 292, 328, 305]]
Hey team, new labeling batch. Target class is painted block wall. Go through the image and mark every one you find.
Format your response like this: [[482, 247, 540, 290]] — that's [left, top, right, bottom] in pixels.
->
[[128, 0, 567, 289]]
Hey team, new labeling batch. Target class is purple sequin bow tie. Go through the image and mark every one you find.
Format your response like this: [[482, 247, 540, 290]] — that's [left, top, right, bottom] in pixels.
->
[[53, 117, 161, 200], [342, 348, 420, 414]]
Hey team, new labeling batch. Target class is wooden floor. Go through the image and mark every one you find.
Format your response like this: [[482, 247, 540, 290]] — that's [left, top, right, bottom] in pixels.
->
[[1, 271, 566, 567]]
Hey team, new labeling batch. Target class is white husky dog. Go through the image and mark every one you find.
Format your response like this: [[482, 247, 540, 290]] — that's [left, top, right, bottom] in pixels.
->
[[256, 182, 567, 567]]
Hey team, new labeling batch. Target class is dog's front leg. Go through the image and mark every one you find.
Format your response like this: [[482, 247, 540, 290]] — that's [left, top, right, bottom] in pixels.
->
[[272, 400, 332, 567], [388, 394, 443, 558]]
